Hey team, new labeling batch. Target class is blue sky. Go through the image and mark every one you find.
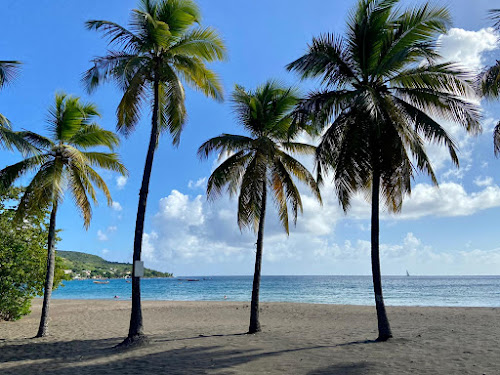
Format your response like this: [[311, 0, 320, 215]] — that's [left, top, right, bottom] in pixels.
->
[[1, 0, 499, 276]]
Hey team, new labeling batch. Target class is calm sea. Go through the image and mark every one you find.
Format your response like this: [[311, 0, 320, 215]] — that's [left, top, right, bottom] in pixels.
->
[[51, 276, 500, 307]]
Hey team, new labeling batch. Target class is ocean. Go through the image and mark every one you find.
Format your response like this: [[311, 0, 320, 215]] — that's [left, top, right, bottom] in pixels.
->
[[51, 275, 500, 307]]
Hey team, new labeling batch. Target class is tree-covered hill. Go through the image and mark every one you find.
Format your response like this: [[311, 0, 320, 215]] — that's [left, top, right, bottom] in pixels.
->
[[57, 250, 172, 279]]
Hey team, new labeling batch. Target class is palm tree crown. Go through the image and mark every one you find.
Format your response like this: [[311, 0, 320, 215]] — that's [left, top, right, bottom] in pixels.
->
[[84, 0, 226, 143], [199, 81, 321, 233], [288, 0, 481, 211], [0, 93, 126, 225]]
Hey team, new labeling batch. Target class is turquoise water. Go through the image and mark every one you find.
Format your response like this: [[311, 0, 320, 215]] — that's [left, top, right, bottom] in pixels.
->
[[51, 276, 500, 307]]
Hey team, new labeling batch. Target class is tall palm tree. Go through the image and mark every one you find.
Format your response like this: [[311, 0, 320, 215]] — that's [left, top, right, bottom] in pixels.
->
[[287, 0, 481, 341], [0, 60, 35, 154], [84, 0, 226, 346], [0, 93, 126, 337], [199, 81, 322, 333], [479, 9, 500, 154]]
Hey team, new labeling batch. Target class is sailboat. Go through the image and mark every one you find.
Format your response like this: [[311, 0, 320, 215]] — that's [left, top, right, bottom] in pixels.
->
[[406, 270, 410, 277]]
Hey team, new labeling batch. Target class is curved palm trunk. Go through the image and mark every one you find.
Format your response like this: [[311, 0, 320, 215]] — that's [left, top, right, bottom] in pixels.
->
[[121, 79, 160, 347], [36, 202, 58, 338], [248, 181, 267, 334], [371, 170, 392, 341]]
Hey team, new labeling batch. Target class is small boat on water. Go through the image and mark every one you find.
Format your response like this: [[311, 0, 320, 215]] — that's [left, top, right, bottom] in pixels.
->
[[93, 280, 109, 284], [406, 270, 410, 277]]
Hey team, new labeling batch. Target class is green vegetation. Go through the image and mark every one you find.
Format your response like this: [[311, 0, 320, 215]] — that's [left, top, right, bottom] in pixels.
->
[[0, 188, 67, 321], [58, 250, 172, 279]]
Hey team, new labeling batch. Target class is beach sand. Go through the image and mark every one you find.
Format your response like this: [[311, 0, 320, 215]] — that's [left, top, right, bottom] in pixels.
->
[[0, 299, 498, 374]]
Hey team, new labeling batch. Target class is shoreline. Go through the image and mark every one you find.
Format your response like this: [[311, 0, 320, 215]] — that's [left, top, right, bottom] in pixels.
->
[[1, 299, 498, 374], [38, 297, 500, 309]]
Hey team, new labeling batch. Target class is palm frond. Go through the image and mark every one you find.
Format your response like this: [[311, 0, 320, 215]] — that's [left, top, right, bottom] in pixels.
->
[[170, 27, 227, 62], [157, 66, 186, 145], [0, 60, 21, 89], [85, 20, 141, 52], [82, 151, 128, 175], [206, 150, 252, 200], [0, 154, 48, 192], [173, 55, 224, 101], [69, 124, 120, 150], [198, 134, 254, 159]]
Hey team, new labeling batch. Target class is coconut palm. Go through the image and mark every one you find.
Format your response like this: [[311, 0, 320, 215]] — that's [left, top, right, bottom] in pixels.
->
[[287, 0, 481, 341], [0, 93, 126, 337], [199, 81, 322, 333], [83, 0, 226, 346], [479, 9, 500, 154]]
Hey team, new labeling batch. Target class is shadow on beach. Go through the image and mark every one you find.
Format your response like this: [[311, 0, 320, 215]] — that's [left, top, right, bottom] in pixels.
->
[[0, 334, 378, 375]]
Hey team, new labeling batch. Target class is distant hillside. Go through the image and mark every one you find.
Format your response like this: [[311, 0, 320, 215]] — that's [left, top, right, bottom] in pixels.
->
[[57, 250, 172, 279]]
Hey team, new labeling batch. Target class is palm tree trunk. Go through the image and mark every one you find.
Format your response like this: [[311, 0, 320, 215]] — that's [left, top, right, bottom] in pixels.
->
[[122, 78, 160, 347], [248, 181, 267, 334], [36, 201, 58, 338], [371, 170, 392, 341]]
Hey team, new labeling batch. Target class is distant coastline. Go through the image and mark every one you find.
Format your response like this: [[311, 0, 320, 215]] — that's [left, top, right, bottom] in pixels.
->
[[57, 250, 173, 280]]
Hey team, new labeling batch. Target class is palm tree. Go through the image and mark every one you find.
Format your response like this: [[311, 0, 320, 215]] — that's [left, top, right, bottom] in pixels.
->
[[287, 0, 481, 341], [0, 93, 126, 337], [0, 60, 35, 154], [84, 0, 226, 346], [199, 81, 322, 333], [479, 9, 500, 154]]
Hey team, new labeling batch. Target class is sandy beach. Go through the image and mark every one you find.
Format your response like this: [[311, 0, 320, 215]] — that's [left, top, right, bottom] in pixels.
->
[[0, 299, 498, 374]]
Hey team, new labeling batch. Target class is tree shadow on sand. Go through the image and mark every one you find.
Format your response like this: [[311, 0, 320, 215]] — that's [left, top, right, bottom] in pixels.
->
[[0, 334, 381, 375]]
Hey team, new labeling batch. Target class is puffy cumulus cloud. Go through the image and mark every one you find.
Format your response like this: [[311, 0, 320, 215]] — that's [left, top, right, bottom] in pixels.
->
[[111, 201, 123, 211], [311, 233, 500, 275], [116, 176, 127, 190], [140, 184, 500, 275], [141, 187, 341, 273], [347, 182, 500, 220], [438, 28, 498, 71], [419, 28, 499, 176]]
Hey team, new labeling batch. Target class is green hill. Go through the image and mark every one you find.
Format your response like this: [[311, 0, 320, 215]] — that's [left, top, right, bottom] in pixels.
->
[[57, 250, 172, 279]]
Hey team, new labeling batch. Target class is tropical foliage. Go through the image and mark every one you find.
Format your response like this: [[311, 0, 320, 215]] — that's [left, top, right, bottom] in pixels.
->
[[0, 93, 126, 336], [199, 81, 321, 333], [0, 188, 67, 321], [84, 0, 226, 346], [287, 0, 481, 340]]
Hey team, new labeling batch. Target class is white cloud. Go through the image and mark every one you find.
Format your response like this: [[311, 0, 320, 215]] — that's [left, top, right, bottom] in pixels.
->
[[116, 176, 127, 190], [347, 182, 500, 220], [473, 176, 494, 187], [102, 248, 110, 255], [438, 27, 498, 71], [107, 225, 118, 233], [111, 201, 123, 211], [188, 177, 207, 190], [97, 229, 108, 241]]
